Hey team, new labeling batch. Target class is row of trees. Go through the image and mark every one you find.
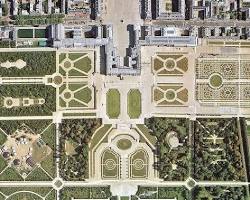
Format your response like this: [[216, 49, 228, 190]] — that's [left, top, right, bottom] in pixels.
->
[[12, 14, 65, 25], [59, 119, 101, 180]]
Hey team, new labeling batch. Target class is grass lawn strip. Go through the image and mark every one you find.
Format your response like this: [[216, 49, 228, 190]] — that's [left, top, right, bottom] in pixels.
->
[[106, 89, 120, 119], [127, 89, 141, 119]]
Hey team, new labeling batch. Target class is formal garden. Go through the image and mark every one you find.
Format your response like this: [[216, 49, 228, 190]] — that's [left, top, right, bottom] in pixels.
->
[[193, 118, 247, 181], [106, 89, 121, 119], [153, 84, 188, 106], [0, 120, 56, 181], [101, 149, 120, 179], [0, 84, 56, 116], [59, 52, 93, 77], [129, 149, 148, 179], [144, 118, 190, 181], [0, 51, 56, 77], [59, 83, 94, 109], [0, 187, 56, 200], [59, 119, 101, 180], [152, 54, 188, 76]]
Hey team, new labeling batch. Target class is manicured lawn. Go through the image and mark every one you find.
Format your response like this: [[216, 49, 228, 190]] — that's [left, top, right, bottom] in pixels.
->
[[90, 124, 112, 150], [0, 187, 52, 197], [25, 166, 51, 181], [74, 87, 92, 104], [0, 129, 7, 146], [68, 53, 86, 61], [0, 156, 7, 172], [18, 29, 33, 38], [102, 150, 119, 178], [210, 74, 223, 88], [74, 57, 92, 74], [0, 167, 23, 181], [117, 139, 132, 150], [35, 29, 47, 38], [127, 89, 141, 119], [136, 124, 157, 145], [106, 89, 120, 119]]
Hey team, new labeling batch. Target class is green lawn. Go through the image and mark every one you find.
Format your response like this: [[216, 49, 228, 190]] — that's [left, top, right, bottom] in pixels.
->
[[74, 87, 92, 104], [0, 129, 7, 145], [210, 74, 223, 88], [0, 167, 23, 181], [18, 29, 33, 38], [127, 89, 141, 119], [106, 89, 120, 119], [25, 166, 51, 181], [34, 29, 47, 38], [68, 53, 85, 61], [90, 124, 112, 150], [74, 57, 92, 74], [136, 124, 157, 145]]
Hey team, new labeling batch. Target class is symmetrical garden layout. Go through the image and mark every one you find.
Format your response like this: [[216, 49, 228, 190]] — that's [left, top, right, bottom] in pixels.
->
[[0, 44, 249, 200]]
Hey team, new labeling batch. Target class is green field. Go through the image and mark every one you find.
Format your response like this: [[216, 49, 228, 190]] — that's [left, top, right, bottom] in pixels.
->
[[106, 89, 120, 119], [127, 89, 141, 119], [18, 29, 33, 38]]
